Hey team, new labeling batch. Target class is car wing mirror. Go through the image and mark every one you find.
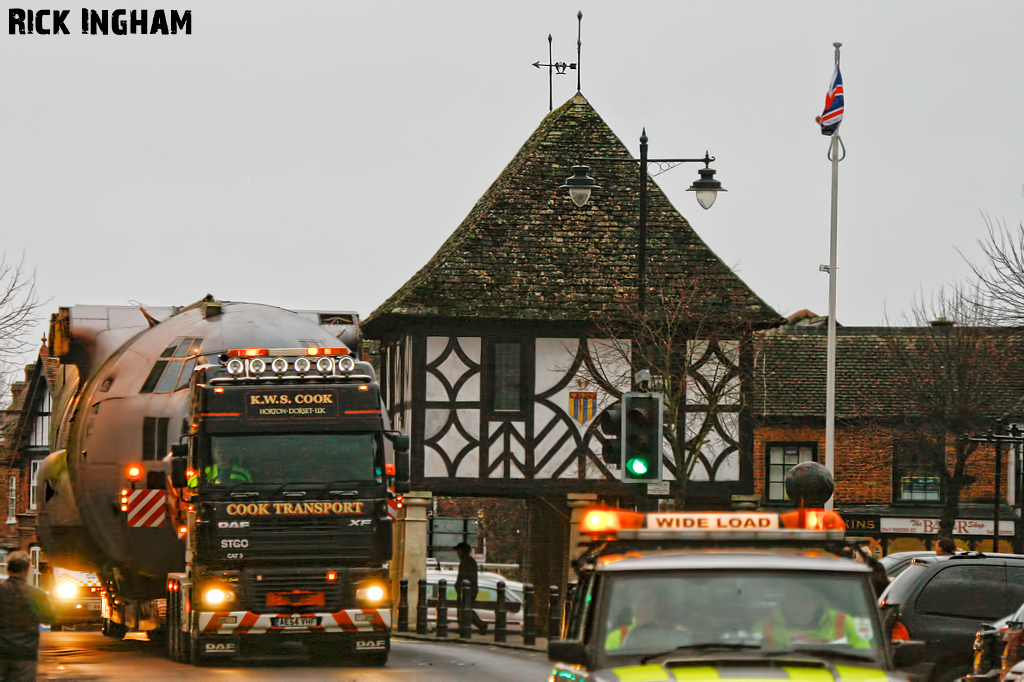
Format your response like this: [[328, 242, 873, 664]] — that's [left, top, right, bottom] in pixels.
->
[[548, 639, 589, 666], [892, 640, 927, 668]]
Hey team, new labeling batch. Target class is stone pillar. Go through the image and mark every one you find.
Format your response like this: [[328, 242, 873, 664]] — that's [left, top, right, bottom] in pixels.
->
[[391, 491, 432, 629], [567, 493, 598, 569], [526, 497, 570, 629]]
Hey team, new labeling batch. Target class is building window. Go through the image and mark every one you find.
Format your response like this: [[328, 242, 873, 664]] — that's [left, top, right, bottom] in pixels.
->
[[29, 460, 41, 510], [893, 437, 943, 502], [140, 338, 201, 393], [7, 475, 16, 524], [30, 389, 51, 449], [142, 417, 170, 461], [493, 342, 521, 412], [765, 443, 817, 502]]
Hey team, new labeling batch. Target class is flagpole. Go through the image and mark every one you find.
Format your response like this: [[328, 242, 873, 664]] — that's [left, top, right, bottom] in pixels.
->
[[824, 41, 844, 509]]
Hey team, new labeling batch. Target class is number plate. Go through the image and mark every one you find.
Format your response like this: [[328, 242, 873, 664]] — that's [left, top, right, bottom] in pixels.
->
[[271, 616, 320, 628], [87, 603, 101, 610]]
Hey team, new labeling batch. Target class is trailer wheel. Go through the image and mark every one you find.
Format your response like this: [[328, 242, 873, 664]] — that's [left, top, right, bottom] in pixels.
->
[[102, 618, 127, 640]]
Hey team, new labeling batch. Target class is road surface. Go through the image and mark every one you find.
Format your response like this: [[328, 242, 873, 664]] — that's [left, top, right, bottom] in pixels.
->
[[37, 630, 553, 681]]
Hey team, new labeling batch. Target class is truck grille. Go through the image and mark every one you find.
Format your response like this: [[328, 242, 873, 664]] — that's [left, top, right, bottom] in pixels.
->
[[243, 568, 347, 613]]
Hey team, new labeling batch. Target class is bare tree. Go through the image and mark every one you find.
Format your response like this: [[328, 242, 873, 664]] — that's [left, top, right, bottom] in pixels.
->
[[877, 285, 1022, 537], [581, 277, 752, 509], [962, 191, 1024, 324], [0, 254, 44, 408]]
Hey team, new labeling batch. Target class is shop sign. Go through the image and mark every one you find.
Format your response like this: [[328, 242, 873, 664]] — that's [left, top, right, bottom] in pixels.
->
[[879, 517, 1014, 536]]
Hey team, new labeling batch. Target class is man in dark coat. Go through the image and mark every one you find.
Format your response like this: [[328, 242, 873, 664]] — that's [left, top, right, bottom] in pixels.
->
[[455, 542, 487, 633], [0, 551, 56, 681]]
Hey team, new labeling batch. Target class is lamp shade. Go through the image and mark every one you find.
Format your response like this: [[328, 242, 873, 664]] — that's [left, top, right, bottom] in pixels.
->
[[561, 164, 600, 207], [687, 166, 726, 211]]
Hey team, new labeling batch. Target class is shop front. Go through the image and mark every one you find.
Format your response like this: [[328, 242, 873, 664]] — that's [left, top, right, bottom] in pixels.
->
[[839, 506, 1021, 556]]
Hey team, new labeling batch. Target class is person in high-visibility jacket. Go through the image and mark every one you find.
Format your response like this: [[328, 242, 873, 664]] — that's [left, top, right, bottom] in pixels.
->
[[756, 587, 871, 650], [187, 461, 252, 488]]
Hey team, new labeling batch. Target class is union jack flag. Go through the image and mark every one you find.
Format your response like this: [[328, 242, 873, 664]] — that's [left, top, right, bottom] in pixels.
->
[[815, 63, 844, 136]]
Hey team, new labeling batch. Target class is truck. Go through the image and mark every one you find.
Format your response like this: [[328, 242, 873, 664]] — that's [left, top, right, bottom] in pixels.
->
[[36, 298, 408, 665]]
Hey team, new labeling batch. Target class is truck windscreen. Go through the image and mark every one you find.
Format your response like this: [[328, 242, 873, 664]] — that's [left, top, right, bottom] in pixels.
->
[[205, 433, 377, 486]]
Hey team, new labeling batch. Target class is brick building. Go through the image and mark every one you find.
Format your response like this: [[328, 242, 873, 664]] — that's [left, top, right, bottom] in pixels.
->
[[753, 321, 1024, 555], [0, 343, 58, 583]]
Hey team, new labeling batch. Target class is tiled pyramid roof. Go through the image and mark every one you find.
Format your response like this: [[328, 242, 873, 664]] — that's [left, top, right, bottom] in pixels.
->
[[364, 94, 781, 335], [753, 326, 1024, 420]]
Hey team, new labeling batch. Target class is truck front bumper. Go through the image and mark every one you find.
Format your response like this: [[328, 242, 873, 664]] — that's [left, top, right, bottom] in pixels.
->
[[197, 607, 390, 635]]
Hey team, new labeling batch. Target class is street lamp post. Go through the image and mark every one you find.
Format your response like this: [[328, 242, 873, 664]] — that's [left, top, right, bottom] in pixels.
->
[[560, 129, 725, 315], [964, 421, 1024, 553]]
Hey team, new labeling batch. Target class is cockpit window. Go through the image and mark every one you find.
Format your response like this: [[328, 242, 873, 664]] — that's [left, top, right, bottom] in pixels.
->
[[142, 338, 203, 393]]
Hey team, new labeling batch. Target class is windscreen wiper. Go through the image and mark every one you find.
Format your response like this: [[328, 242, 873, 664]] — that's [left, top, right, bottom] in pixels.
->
[[641, 642, 762, 664], [765, 647, 875, 663]]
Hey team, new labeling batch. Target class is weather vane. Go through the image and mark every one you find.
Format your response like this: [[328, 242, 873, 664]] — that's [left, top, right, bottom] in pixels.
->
[[532, 11, 583, 111]]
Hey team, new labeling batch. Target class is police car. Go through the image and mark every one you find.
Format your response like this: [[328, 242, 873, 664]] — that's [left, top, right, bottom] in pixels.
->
[[547, 504, 925, 682]]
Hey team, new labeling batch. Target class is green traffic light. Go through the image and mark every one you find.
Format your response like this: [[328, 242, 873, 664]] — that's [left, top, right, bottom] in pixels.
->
[[626, 458, 649, 476]]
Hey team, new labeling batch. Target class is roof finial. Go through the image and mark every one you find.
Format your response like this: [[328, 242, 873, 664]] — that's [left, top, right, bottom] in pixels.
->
[[576, 10, 583, 94], [532, 31, 577, 112]]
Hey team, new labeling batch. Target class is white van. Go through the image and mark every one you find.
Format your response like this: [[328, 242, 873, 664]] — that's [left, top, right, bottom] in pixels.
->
[[424, 569, 524, 631]]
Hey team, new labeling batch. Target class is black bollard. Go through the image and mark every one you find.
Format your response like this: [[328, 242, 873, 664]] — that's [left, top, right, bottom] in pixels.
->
[[397, 578, 409, 632], [436, 578, 449, 638], [547, 585, 561, 640], [459, 579, 473, 639], [495, 580, 507, 643], [416, 578, 428, 635], [523, 583, 536, 646]]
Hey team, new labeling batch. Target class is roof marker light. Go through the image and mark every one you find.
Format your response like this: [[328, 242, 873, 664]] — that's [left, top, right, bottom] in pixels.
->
[[228, 348, 269, 357], [580, 508, 645, 535]]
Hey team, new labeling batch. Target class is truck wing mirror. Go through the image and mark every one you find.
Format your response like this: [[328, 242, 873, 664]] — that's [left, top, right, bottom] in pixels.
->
[[170, 446, 188, 488]]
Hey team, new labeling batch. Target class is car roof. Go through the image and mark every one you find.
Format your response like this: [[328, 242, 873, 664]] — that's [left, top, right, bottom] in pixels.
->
[[594, 549, 870, 573]]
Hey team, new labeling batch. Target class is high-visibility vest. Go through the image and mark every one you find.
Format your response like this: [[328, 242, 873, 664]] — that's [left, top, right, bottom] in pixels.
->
[[759, 608, 870, 649], [188, 463, 252, 488]]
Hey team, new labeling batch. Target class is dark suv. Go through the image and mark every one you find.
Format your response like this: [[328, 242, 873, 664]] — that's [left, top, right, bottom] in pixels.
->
[[880, 552, 1024, 682]]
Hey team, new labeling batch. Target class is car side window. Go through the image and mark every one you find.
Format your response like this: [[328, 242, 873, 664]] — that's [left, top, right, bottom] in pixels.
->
[[916, 565, 1007, 619], [1006, 567, 1024, 607], [566, 575, 595, 641]]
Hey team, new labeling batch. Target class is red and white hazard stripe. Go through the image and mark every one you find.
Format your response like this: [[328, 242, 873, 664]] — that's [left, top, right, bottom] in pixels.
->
[[387, 487, 399, 521], [126, 489, 167, 527], [197, 608, 390, 635]]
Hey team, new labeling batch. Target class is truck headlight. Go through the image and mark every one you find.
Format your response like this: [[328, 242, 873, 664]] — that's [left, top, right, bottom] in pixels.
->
[[202, 587, 236, 606], [356, 584, 386, 603], [337, 356, 356, 373], [56, 582, 77, 599]]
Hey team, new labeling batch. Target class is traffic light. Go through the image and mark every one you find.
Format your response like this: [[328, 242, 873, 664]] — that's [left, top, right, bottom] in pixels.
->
[[598, 402, 622, 465], [621, 392, 663, 482]]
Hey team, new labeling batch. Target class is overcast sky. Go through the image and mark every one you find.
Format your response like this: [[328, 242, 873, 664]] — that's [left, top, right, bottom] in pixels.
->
[[2, 1, 1021, 369]]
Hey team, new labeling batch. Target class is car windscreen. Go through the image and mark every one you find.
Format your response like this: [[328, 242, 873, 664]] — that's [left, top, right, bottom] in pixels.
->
[[880, 562, 930, 606], [204, 433, 378, 486], [600, 570, 881, 662]]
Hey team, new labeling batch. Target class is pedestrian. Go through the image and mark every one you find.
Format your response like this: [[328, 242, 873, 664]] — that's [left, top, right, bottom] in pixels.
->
[[0, 551, 56, 682], [935, 536, 957, 556], [454, 541, 487, 633]]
